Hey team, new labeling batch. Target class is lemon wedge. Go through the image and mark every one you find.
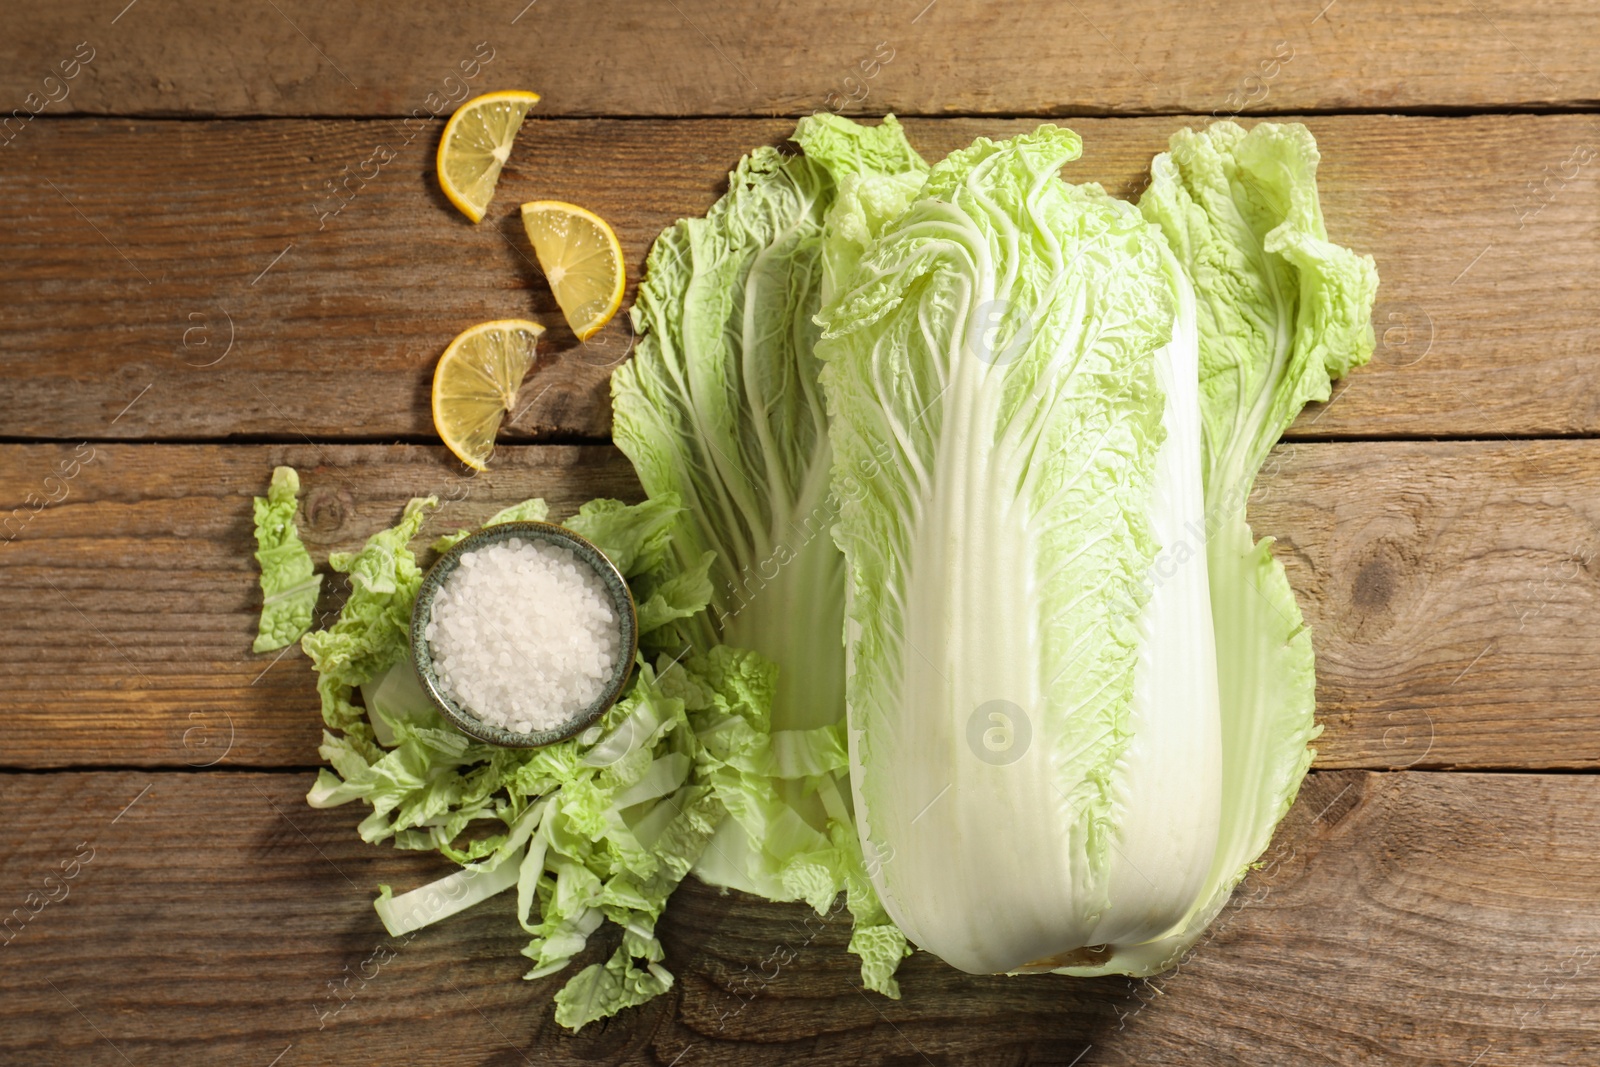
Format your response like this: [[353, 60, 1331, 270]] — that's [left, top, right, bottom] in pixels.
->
[[431, 319, 545, 470], [519, 200, 625, 341], [437, 90, 541, 223]]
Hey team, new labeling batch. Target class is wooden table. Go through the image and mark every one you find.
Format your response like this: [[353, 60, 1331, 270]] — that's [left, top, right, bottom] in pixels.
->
[[3, 3, 1598, 1064]]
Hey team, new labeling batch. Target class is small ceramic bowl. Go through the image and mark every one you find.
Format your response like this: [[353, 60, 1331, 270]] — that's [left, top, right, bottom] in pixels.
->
[[409, 521, 638, 748]]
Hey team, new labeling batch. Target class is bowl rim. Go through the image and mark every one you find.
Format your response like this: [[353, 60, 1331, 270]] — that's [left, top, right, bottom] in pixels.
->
[[408, 520, 639, 748]]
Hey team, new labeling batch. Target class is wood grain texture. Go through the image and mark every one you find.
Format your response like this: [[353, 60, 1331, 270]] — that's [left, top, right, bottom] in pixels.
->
[[2, 769, 1596, 1065], [2, 8, 1594, 1066], [0, 442, 640, 768], [1252, 439, 1600, 771], [2, 440, 1596, 771], [3, 114, 1598, 441], [5, 1, 1600, 117]]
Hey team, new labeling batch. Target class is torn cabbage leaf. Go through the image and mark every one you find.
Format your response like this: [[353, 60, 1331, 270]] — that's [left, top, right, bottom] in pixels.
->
[[251, 465, 323, 653]]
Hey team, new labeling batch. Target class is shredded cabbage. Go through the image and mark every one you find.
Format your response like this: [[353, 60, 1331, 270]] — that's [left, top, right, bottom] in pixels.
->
[[302, 493, 783, 1030]]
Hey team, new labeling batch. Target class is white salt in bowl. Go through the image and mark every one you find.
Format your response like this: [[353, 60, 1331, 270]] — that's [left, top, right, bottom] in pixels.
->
[[410, 521, 638, 748]]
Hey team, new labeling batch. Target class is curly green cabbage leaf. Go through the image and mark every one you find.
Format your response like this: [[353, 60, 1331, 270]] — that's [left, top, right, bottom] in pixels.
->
[[612, 114, 926, 993], [251, 465, 322, 652]]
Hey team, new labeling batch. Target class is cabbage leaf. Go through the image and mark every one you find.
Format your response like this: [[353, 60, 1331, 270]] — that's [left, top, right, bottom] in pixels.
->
[[612, 114, 926, 993], [1056, 120, 1378, 976], [251, 465, 323, 652]]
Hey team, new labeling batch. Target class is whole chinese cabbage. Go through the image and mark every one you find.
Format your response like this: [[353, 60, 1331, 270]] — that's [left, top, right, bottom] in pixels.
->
[[814, 121, 1376, 975]]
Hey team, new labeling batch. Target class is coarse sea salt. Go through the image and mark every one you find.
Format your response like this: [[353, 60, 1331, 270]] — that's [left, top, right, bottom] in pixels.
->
[[424, 536, 622, 734]]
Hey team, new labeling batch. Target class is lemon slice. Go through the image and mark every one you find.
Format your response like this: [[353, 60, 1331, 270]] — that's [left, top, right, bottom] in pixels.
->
[[437, 90, 541, 223], [520, 201, 625, 341], [432, 319, 545, 470]]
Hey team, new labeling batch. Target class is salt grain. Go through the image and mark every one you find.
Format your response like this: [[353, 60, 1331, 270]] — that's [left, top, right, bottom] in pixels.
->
[[424, 537, 622, 733]]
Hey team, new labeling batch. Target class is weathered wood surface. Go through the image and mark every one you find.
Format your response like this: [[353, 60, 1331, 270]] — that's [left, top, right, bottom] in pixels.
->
[[5, 1, 1600, 117], [4, 114, 1598, 442], [2, 770, 1595, 1066], [5, 6, 1598, 1063], [0, 443, 640, 768], [1, 440, 1595, 772]]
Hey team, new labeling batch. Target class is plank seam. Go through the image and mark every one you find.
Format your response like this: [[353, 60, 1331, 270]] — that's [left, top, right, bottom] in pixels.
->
[[4, 432, 1600, 447], [16, 105, 1600, 123], [2, 765, 1592, 776]]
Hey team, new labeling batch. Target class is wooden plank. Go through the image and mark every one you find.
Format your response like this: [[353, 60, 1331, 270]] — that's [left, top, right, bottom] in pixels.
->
[[0, 443, 639, 768], [5, 1, 1600, 117], [1, 440, 1596, 771], [2, 114, 1596, 442], [1254, 440, 1600, 771], [2, 769, 1596, 1064]]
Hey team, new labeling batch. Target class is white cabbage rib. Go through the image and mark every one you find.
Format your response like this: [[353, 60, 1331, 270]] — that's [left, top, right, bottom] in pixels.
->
[[1078, 251, 1221, 955]]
